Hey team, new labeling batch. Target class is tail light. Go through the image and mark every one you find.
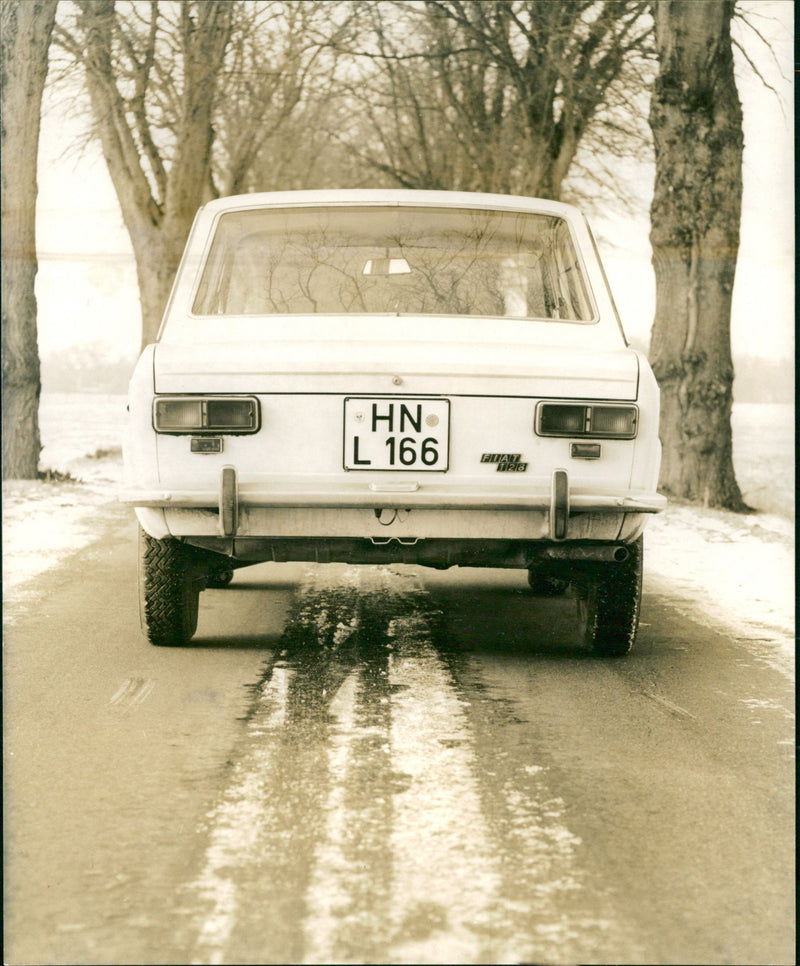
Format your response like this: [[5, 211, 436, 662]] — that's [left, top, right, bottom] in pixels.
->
[[536, 402, 637, 439], [153, 396, 260, 434]]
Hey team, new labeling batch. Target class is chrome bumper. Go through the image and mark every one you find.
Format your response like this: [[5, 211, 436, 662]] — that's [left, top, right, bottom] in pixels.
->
[[120, 467, 666, 540]]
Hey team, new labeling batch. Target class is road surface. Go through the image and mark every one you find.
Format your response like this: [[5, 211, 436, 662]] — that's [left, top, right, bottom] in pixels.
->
[[3, 507, 794, 965]]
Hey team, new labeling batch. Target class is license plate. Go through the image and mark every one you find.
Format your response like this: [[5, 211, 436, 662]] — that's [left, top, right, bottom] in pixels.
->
[[343, 397, 450, 471]]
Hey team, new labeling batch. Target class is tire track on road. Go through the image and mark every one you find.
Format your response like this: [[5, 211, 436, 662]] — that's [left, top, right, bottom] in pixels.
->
[[385, 597, 510, 964], [183, 564, 635, 965], [184, 569, 360, 965], [383, 570, 640, 965], [187, 661, 296, 965]]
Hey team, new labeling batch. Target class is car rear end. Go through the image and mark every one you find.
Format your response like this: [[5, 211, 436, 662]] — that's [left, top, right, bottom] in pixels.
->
[[121, 190, 664, 651], [125, 332, 661, 564]]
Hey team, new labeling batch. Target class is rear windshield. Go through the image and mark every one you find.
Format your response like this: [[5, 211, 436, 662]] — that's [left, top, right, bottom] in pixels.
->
[[192, 206, 594, 321]]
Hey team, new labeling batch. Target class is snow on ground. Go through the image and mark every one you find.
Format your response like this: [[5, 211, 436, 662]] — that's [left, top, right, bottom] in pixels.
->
[[645, 505, 793, 676], [2, 394, 127, 610], [2, 395, 794, 675]]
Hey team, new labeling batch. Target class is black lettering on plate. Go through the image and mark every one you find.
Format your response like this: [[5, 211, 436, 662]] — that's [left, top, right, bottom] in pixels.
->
[[400, 403, 422, 433], [372, 403, 394, 432], [352, 437, 372, 465], [497, 461, 528, 472]]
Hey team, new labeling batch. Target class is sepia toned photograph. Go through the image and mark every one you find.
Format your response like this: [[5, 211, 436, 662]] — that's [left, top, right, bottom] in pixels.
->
[[2, 1, 793, 963]]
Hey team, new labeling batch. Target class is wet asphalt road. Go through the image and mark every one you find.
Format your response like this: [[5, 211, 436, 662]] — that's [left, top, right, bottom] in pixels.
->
[[3, 509, 795, 965]]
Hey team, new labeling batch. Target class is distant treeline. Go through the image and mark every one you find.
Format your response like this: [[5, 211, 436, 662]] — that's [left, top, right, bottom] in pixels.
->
[[41, 348, 137, 394], [40, 346, 793, 404]]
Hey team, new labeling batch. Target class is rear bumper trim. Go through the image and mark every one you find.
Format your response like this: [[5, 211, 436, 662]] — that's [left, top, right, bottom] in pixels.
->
[[119, 486, 666, 514]]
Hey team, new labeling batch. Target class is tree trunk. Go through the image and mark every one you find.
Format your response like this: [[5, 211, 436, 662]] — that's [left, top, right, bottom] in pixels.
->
[[648, 0, 747, 510], [1, 0, 58, 479], [134, 227, 188, 347], [74, 0, 231, 350]]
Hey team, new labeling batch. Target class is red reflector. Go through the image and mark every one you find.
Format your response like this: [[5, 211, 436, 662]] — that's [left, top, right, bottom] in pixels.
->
[[191, 437, 223, 453], [571, 442, 602, 459]]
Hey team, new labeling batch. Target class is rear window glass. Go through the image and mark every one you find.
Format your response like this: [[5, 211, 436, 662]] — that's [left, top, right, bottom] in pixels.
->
[[192, 206, 594, 321]]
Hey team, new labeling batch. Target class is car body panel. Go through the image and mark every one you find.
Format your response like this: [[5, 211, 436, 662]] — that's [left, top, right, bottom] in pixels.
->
[[151, 335, 640, 397]]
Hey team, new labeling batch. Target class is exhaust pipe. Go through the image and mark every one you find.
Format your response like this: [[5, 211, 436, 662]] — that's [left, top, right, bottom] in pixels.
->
[[538, 544, 629, 563]]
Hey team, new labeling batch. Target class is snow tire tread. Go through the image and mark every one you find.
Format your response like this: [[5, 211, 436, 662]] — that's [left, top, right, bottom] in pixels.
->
[[139, 529, 201, 647], [578, 536, 643, 658]]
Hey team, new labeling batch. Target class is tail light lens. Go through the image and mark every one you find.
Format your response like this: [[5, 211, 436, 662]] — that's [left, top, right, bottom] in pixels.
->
[[154, 396, 260, 434], [591, 406, 638, 437], [155, 399, 204, 431], [539, 404, 588, 436], [536, 402, 637, 439]]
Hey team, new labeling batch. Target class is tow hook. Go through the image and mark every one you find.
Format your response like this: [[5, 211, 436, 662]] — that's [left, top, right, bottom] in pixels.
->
[[374, 508, 411, 525]]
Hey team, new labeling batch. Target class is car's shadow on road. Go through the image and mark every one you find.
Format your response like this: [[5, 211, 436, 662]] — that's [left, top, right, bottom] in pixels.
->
[[186, 566, 641, 661], [189, 570, 298, 649], [422, 579, 597, 661]]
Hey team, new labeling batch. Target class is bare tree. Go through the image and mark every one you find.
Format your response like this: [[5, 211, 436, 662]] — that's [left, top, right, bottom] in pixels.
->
[[243, 93, 390, 192], [648, 0, 747, 509], [345, 0, 653, 201], [2, 0, 58, 480], [54, 1, 354, 347], [56, 0, 233, 348], [227, 5, 376, 193], [213, 2, 355, 195]]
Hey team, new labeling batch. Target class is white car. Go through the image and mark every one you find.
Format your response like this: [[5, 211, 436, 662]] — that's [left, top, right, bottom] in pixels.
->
[[121, 189, 665, 655]]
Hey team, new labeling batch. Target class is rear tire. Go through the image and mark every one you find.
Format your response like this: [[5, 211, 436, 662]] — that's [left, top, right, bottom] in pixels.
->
[[575, 537, 643, 657], [138, 529, 201, 646]]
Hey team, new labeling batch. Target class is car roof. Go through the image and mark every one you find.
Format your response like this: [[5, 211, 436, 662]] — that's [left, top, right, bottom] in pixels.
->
[[200, 189, 582, 219]]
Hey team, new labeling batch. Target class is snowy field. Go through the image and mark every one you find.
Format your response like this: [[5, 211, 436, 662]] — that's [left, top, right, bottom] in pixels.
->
[[730, 403, 795, 518], [2, 394, 794, 676]]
